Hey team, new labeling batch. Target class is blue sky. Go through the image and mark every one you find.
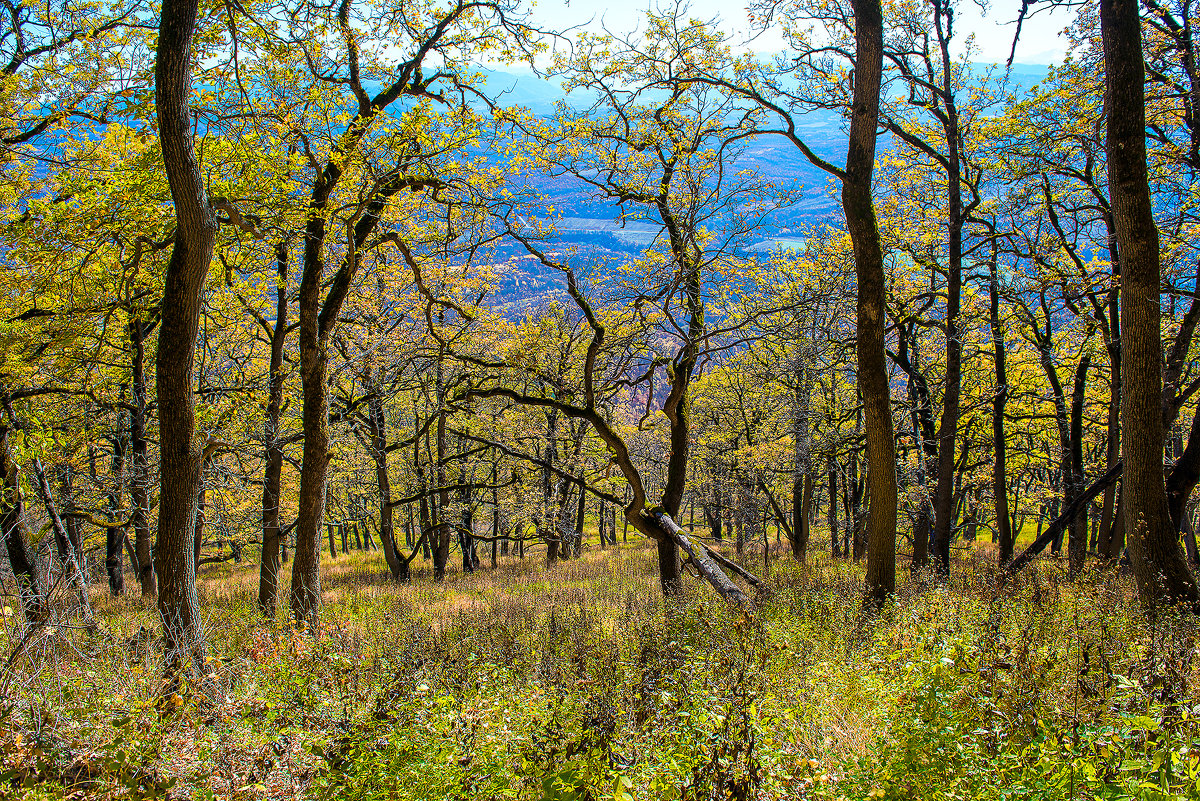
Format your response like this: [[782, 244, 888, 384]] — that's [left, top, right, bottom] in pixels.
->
[[526, 0, 1076, 67]]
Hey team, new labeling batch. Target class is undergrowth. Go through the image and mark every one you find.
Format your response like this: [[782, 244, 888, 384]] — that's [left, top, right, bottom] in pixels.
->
[[1, 544, 1197, 800]]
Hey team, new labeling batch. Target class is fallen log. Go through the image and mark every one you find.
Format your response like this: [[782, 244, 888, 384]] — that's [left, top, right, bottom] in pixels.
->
[[701, 543, 763, 588], [1006, 461, 1122, 573], [648, 509, 759, 608]]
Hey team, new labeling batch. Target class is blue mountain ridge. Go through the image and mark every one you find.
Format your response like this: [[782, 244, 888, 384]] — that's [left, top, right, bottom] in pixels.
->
[[459, 63, 1048, 314]]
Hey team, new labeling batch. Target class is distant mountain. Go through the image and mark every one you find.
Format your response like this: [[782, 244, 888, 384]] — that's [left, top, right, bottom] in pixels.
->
[[449, 64, 1049, 315], [475, 68, 573, 115]]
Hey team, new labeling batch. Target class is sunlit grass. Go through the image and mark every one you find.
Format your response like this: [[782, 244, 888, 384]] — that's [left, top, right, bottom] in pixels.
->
[[1, 533, 1196, 800]]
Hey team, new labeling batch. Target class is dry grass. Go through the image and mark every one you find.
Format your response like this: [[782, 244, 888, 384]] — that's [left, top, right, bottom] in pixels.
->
[[1, 536, 1196, 800]]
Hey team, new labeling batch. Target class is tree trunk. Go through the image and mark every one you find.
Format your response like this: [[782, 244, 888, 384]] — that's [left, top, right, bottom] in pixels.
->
[[1165, 368, 1200, 534], [1, 425, 47, 625], [540, 409, 559, 568], [574, 477, 586, 557], [491, 462, 500, 566], [61, 466, 86, 577], [154, 0, 217, 679], [1102, 0, 1199, 610], [259, 241, 288, 618], [129, 314, 156, 597], [928, 3, 965, 579], [433, 362, 453, 580], [1099, 244, 1122, 559], [460, 473, 476, 572], [1068, 355, 1091, 577], [34, 459, 92, 620], [791, 338, 813, 560], [829, 461, 839, 557], [367, 391, 404, 580], [193, 461, 206, 567], [988, 242, 1014, 564], [291, 293, 330, 622], [106, 429, 126, 596], [844, 0, 895, 605], [649, 510, 755, 608]]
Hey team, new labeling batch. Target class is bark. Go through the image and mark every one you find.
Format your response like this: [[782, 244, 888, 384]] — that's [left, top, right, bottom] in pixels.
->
[[366, 390, 404, 580], [649, 510, 755, 608], [258, 241, 289, 618], [829, 461, 840, 557], [34, 459, 92, 621], [1, 424, 47, 624], [129, 313, 156, 597], [1102, 0, 1199, 610], [988, 242, 1014, 564], [844, 0, 896, 605], [155, 0, 216, 679], [106, 429, 126, 596], [1068, 355, 1091, 577]]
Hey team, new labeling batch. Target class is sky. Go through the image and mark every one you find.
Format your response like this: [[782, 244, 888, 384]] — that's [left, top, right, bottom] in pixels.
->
[[524, 0, 1078, 67]]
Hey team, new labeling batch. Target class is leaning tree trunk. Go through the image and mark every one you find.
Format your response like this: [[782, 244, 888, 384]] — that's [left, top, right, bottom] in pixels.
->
[[154, 0, 217, 681], [34, 458, 92, 621], [259, 242, 289, 618], [1102, 0, 1199, 610], [844, 0, 896, 606]]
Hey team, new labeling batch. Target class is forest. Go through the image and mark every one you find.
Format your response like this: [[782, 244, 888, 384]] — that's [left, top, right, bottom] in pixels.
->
[[3, 0, 1200, 797]]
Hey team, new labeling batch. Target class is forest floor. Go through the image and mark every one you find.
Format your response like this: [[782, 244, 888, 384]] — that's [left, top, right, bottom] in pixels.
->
[[2, 535, 1199, 800]]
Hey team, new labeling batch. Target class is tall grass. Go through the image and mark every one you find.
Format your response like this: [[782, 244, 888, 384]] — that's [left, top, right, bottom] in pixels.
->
[[1, 541, 1196, 800]]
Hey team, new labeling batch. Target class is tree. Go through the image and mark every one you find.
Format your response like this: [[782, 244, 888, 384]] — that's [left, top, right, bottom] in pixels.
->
[[282, 0, 536, 626], [153, 0, 218, 680], [681, 0, 897, 602], [841, 0, 895, 603], [1101, 0, 1199, 610], [493, 12, 778, 596]]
